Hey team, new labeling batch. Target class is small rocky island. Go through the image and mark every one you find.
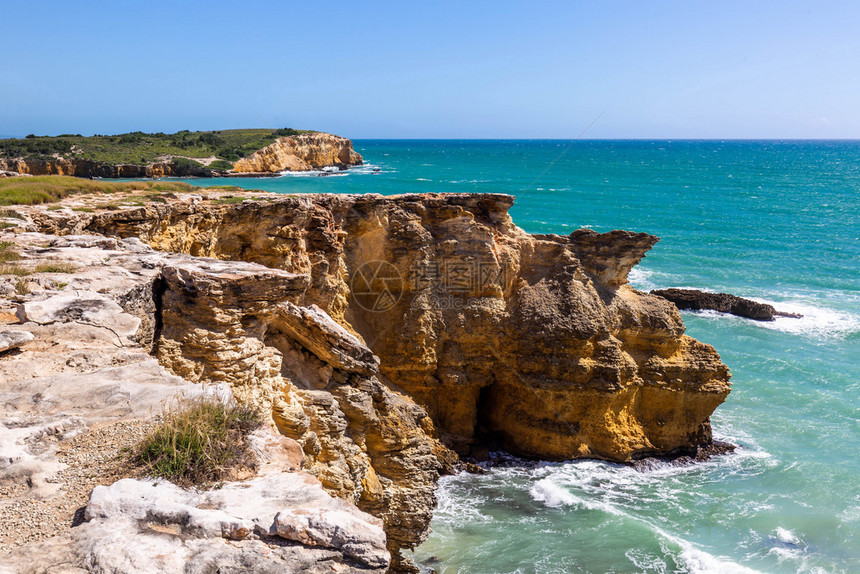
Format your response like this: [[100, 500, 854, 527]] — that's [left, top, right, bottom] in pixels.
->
[[651, 288, 802, 321], [0, 129, 363, 178], [0, 180, 733, 572]]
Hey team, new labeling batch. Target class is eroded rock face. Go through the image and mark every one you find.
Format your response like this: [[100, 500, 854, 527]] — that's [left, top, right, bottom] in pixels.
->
[[10, 191, 734, 572], [0, 232, 433, 572], [152, 253, 443, 571], [79, 192, 732, 463], [232, 133, 363, 173], [0, 157, 211, 178]]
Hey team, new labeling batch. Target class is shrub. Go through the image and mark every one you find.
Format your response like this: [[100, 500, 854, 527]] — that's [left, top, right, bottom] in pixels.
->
[[134, 396, 262, 486], [171, 157, 204, 169], [275, 128, 301, 137], [216, 147, 242, 161], [208, 159, 233, 170], [198, 133, 222, 146]]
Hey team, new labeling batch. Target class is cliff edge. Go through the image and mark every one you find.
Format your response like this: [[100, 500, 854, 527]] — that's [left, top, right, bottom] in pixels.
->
[[2, 189, 732, 572]]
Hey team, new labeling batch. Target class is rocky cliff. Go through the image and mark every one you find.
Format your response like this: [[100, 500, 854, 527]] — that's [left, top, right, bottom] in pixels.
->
[[73, 191, 732, 462], [4, 190, 733, 572], [0, 157, 211, 178], [0, 132, 362, 178], [232, 132, 363, 173], [0, 234, 392, 572]]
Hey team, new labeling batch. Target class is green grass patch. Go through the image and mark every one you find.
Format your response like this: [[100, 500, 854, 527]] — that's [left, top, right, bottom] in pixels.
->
[[212, 196, 247, 204], [134, 396, 262, 486], [0, 175, 195, 206], [208, 159, 234, 170]]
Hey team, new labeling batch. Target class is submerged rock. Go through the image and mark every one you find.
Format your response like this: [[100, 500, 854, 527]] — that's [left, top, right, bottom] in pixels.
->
[[651, 288, 802, 321]]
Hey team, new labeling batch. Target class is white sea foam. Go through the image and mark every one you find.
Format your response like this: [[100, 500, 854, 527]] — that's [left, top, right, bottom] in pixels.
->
[[677, 542, 763, 574], [431, 474, 495, 525], [774, 527, 802, 546], [528, 477, 580, 508], [752, 298, 860, 339], [628, 267, 656, 290], [686, 296, 860, 340], [526, 465, 765, 574], [275, 163, 387, 177]]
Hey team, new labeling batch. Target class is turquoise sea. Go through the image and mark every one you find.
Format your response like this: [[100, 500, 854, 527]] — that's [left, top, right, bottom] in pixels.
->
[[175, 140, 860, 573]]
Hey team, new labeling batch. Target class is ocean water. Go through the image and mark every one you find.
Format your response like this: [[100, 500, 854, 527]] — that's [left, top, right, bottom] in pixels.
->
[[174, 140, 860, 573]]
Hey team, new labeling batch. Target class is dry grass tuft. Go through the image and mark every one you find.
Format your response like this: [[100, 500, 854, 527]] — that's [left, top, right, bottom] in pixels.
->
[[0, 263, 30, 276], [134, 396, 262, 487], [34, 262, 78, 274], [0, 241, 20, 263]]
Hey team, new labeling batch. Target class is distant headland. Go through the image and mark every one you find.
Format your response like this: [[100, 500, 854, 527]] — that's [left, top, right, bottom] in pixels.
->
[[0, 129, 363, 178]]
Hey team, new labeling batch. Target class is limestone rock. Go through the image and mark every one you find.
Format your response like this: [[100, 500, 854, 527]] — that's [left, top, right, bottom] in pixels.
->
[[568, 228, 660, 286], [275, 301, 380, 375], [81, 192, 732, 464], [150, 257, 442, 569], [16, 292, 141, 338], [4, 474, 389, 573], [232, 133, 363, 173], [0, 330, 33, 353]]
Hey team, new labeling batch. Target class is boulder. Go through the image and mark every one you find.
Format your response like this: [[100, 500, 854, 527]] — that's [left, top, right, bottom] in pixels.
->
[[0, 330, 33, 353]]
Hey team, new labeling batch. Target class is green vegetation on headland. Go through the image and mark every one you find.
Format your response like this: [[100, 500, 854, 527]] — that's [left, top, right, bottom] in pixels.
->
[[0, 175, 195, 205], [0, 128, 311, 166]]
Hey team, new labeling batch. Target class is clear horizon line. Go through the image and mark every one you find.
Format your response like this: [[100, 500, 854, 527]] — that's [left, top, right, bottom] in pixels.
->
[[349, 137, 860, 141]]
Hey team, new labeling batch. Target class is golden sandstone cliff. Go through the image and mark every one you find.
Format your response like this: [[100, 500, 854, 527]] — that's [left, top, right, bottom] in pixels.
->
[[10, 190, 732, 572], [231, 133, 363, 173]]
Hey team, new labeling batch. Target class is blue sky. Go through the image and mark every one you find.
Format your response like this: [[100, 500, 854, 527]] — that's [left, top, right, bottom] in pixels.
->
[[1, 0, 858, 138]]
